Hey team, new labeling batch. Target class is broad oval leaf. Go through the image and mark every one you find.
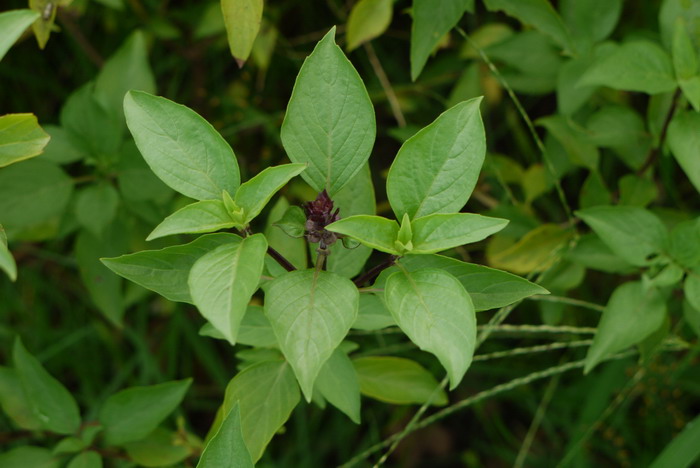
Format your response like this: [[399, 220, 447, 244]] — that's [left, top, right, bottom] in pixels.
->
[[326, 215, 400, 255], [353, 292, 395, 330], [234, 163, 306, 224], [189, 234, 268, 344], [315, 348, 361, 423], [0, 10, 40, 62], [411, 213, 508, 254], [101, 233, 242, 303], [0, 114, 50, 167], [216, 361, 300, 462], [576, 205, 669, 266], [123, 428, 191, 467], [264, 269, 359, 401], [584, 281, 666, 373], [197, 402, 253, 468], [488, 224, 574, 274], [221, 0, 263, 67], [281, 27, 376, 196], [147, 200, 235, 241], [13, 338, 81, 435], [74, 183, 120, 237], [0, 366, 41, 429], [384, 268, 476, 389], [98, 379, 192, 446], [346, 0, 393, 51], [668, 111, 700, 195], [386, 98, 486, 220], [0, 446, 59, 468], [124, 90, 240, 200], [353, 356, 447, 405]]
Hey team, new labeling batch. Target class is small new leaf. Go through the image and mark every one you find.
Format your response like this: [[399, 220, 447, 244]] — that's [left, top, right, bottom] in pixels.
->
[[326, 215, 400, 255], [147, 200, 236, 241]]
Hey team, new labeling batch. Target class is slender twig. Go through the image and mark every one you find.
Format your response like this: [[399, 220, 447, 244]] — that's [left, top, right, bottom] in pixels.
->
[[528, 295, 605, 312], [472, 340, 592, 362], [267, 246, 296, 272], [637, 88, 682, 175], [364, 42, 406, 127], [353, 255, 398, 287], [483, 324, 597, 335]]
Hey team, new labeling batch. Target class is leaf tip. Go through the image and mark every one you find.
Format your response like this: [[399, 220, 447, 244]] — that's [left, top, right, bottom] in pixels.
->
[[235, 57, 246, 69]]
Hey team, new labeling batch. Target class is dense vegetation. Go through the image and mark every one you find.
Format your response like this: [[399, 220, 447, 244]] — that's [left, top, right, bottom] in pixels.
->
[[1, 0, 699, 467]]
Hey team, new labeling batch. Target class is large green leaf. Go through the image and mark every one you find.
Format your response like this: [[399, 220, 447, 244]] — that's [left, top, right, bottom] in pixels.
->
[[116, 140, 172, 202], [586, 105, 649, 170], [0, 10, 40, 62], [353, 356, 447, 405], [669, 218, 700, 269], [264, 269, 359, 401], [650, 413, 700, 468], [99, 379, 192, 446], [217, 361, 300, 462], [315, 348, 361, 423], [488, 224, 573, 274], [0, 366, 41, 429], [123, 428, 191, 467], [38, 125, 86, 165], [410, 0, 472, 80], [0, 446, 59, 468], [668, 111, 700, 194], [584, 282, 666, 373], [353, 293, 395, 330], [234, 163, 306, 224], [95, 30, 156, 119], [386, 98, 485, 220], [576, 206, 669, 267], [346, 0, 393, 51], [66, 452, 102, 468], [0, 225, 17, 281], [13, 338, 81, 435], [537, 115, 599, 169], [197, 402, 253, 468], [124, 90, 240, 200], [578, 40, 677, 94], [147, 200, 235, 241], [326, 215, 400, 255], [560, 0, 621, 51], [0, 114, 50, 167], [0, 160, 73, 240], [384, 268, 476, 389], [411, 213, 508, 254], [102, 233, 242, 303], [484, 0, 571, 51], [685, 273, 700, 313], [189, 234, 267, 344], [74, 183, 120, 237], [378, 254, 548, 311], [280, 28, 376, 196], [659, 0, 700, 51], [221, 0, 263, 67]]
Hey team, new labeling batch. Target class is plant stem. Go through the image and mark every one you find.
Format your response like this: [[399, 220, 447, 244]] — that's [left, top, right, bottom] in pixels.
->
[[364, 42, 406, 128], [353, 255, 398, 287], [637, 88, 682, 175], [267, 246, 296, 272]]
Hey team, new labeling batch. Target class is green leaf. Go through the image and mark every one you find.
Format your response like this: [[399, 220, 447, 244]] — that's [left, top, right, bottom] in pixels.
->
[[410, 0, 471, 80], [586, 105, 650, 170], [488, 224, 574, 274], [685, 273, 700, 313], [217, 361, 300, 462], [264, 269, 359, 401], [584, 281, 666, 373], [99, 379, 192, 446], [0, 366, 42, 429], [281, 27, 376, 196], [326, 215, 400, 255], [95, 31, 156, 119], [381, 254, 548, 311], [13, 338, 81, 435], [0, 225, 17, 281], [650, 413, 700, 468], [386, 98, 485, 219], [483, 0, 572, 51], [353, 293, 395, 330], [385, 268, 476, 389], [102, 233, 242, 303], [0, 10, 40, 62], [669, 218, 700, 269], [0, 160, 73, 240], [672, 18, 698, 80], [272, 205, 306, 238], [53, 437, 87, 455], [346, 0, 393, 51], [74, 183, 120, 237], [325, 163, 375, 278], [566, 234, 636, 274], [659, 0, 700, 51], [39, 125, 87, 165], [678, 76, 700, 111], [411, 213, 508, 254], [315, 348, 361, 423], [560, 0, 621, 51], [197, 402, 253, 468], [576, 206, 669, 266], [234, 163, 306, 224], [123, 428, 192, 467], [29, 0, 57, 49], [67, 452, 102, 468], [117, 140, 172, 202], [0, 446, 59, 468], [124, 90, 240, 200], [189, 234, 267, 344], [236, 305, 278, 347], [221, 0, 263, 67], [537, 115, 599, 169], [618, 174, 658, 207], [147, 200, 235, 241], [0, 114, 51, 167], [265, 197, 308, 270], [668, 111, 700, 194], [353, 356, 448, 405], [578, 40, 677, 94]]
